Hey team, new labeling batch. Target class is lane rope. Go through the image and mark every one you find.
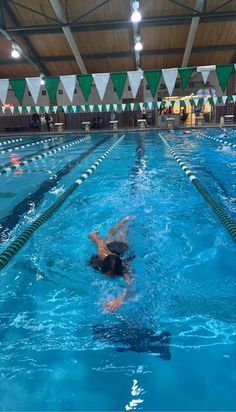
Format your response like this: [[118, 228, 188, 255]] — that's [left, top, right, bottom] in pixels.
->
[[159, 133, 236, 243], [0, 134, 125, 271], [194, 130, 236, 148], [0, 135, 111, 238], [0, 137, 23, 146], [0, 135, 91, 175], [0, 134, 67, 154]]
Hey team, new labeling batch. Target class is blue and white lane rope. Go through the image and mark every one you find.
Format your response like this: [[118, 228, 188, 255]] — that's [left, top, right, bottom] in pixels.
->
[[0, 134, 64, 154], [0, 137, 23, 146], [195, 130, 236, 148], [0, 134, 125, 271], [159, 133, 236, 242], [0, 135, 91, 175]]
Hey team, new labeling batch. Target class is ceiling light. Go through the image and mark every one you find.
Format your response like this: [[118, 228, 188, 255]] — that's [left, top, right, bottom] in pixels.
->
[[135, 41, 143, 51], [131, 10, 141, 22], [11, 48, 20, 59]]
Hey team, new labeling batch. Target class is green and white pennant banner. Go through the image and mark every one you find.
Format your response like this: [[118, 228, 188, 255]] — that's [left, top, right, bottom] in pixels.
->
[[63, 105, 67, 113], [26, 77, 41, 104], [92, 73, 110, 100], [233, 95, 236, 103], [0, 79, 9, 105], [162, 68, 178, 96], [197, 65, 215, 84], [222, 96, 228, 104], [60, 75, 76, 103], [26, 106, 31, 114], [35, 106, 40, 113], [18, 106, 22, 114], [72, 105, 76, 113], [45, 106, 49, 113], [53, 105, 57, 112], [130, 103, 135, 110], [148, 102, 152, 110], [127, 71, 143, 98]]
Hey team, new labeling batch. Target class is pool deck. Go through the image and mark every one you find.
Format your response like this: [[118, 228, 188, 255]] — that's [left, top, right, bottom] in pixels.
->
[[0, 124, 235, 142]]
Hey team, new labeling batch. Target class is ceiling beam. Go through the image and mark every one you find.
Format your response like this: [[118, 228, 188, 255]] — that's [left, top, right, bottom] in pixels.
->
[[210, 0, 233, 13], [71, 0, 112, 24], [181, 0, 204, 67], [49, 0, 87, 73], [0, 44, 235, 66], [5, 11, 236, 36], [1, 1, 50, 75]]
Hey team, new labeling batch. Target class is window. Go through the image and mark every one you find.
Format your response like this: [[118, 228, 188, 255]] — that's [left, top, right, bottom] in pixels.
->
[[74, 88, 77, 94], [28, 91, 31, 96], [175, 82, 180, 88], [128, 86, 131, 91], [42, 90, 47, 95], [146, 85, 150, 90], [189, 82, 195, 88], [58, 89, 63, 95]]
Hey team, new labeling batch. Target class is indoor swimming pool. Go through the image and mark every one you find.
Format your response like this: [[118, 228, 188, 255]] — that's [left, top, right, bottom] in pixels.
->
[[0, 128, 235, 411]]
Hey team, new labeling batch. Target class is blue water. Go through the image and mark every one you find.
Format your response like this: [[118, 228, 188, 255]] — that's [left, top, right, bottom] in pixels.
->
[[0, 129, 235, 411]]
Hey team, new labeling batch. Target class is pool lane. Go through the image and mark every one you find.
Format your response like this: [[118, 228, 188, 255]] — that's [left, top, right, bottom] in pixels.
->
[[0, 135, 112, 242], [0, 134, 90, 173], [0, 133, 84, 165]]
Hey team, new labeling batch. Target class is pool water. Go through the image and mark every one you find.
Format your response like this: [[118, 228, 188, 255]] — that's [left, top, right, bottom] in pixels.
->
[[0, 129, 235, 411]]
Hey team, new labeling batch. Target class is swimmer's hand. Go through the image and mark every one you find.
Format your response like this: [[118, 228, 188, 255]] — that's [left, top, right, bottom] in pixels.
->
[[88, 231, 99, 240], [105, 294, 125, 312], [123, 216, 136, 222]]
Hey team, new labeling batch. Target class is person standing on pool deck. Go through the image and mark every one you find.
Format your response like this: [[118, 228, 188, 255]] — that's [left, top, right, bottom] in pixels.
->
[[89, 216, 134, 312]]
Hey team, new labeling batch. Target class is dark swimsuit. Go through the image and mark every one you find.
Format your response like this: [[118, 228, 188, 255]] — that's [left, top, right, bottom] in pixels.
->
[[90, 241, 134, 272]]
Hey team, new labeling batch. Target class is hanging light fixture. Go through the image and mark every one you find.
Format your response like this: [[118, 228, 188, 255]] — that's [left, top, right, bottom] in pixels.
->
[[131, 1, 142, 22], [11, 44, 20, 59]]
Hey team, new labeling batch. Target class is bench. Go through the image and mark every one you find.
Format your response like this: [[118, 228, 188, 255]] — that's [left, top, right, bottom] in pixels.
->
[[82, 121, 90, 132], [54, 122, 64, 132], [195, 116, 204, 126], [166, 117, 175, 129], [109, 120, 118, 131], [137, 119, 146, 129], [224, 115, 234, 125]]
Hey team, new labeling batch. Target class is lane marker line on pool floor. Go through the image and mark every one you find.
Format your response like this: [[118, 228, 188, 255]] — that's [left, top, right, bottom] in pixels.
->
[[0, 135, 91, 175], [195, 131, 236, 148], [159, 133, 236, 243], [0, 134, 125, 271]]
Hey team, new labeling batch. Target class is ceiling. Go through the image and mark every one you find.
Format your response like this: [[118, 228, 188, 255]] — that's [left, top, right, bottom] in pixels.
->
[[0, 0, 235, 78]]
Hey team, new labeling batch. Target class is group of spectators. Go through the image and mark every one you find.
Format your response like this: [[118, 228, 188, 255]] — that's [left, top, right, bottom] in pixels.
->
[[30, 113, 53, 132]]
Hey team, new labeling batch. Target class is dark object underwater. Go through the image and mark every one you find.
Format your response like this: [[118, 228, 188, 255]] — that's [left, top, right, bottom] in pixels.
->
[[93, 323, 171, 360]]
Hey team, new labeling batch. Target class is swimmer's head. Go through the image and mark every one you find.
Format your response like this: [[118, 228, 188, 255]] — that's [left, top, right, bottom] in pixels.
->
[[89, 255, 102, 271], [101, 254, 123, 277]]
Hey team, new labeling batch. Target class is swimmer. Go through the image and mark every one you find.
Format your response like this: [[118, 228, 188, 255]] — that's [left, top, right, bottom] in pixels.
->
[[219, 133, 228, 138], [217, 144, 232, 153], [89, 216, 135, 311]]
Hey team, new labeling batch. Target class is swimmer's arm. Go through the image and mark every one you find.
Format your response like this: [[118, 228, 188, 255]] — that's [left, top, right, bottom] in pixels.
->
[[88, 231, 102, 245], [107, 216, 135, 236], [105, 272, 131, 312]]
